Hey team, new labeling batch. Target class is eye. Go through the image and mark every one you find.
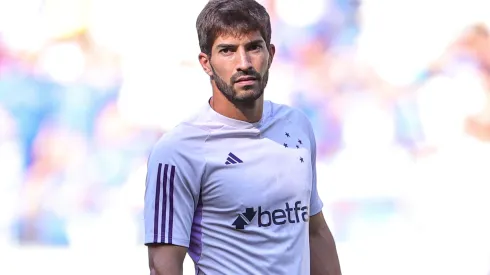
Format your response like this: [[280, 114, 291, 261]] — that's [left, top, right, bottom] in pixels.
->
[[219, 48, 233, 55], [250, 45, 262, 51]]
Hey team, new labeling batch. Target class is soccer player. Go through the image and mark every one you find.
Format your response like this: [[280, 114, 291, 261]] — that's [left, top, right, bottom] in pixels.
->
[[144, 0, 342, 274]]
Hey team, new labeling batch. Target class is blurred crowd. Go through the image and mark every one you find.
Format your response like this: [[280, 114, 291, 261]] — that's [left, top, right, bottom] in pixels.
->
[[1, 0, 490, 273]]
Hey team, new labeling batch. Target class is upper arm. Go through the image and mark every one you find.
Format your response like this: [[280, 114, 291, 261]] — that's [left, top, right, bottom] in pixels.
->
[[144, 137, 204, 248], [309, 211, 329, 235], [148, 244, 187, 275]]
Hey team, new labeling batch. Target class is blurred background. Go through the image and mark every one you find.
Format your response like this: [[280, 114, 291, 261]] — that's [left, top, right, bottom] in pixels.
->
[[1, 0, 490, 274]]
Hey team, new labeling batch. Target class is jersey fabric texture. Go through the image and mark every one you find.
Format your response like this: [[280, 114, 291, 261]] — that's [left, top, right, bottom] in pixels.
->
[[144, 100, 323, 275]]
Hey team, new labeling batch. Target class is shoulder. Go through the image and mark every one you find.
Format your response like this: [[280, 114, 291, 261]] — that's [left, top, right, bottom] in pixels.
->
[[150, 104, 215, 158], [268, 100, 314, 132], [148, 122, 209, 172]]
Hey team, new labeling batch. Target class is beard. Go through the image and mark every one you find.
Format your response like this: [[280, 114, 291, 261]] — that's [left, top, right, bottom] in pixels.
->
[[211, 65, 269, 108]]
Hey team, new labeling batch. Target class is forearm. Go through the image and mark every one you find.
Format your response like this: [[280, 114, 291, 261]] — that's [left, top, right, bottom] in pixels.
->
[[310, 225, 341, 275]]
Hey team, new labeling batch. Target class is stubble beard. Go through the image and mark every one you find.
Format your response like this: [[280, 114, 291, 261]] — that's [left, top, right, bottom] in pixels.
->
[[210, 65, 269, 109]]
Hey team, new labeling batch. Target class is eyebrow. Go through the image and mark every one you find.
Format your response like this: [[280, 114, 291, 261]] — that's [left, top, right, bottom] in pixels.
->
[[216, 39, 265, 49]]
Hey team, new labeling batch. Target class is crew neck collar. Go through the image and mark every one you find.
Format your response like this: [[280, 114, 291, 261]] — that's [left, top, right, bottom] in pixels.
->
[[205, 99, 272, 129]]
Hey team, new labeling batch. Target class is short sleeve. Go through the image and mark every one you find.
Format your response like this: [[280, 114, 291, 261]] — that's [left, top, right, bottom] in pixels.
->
[[144, 138, 204, 247], [307, 121, 324, 216]]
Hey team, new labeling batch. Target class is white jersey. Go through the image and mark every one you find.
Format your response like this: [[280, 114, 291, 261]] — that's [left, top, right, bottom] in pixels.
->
[[144, 100, 323, 274]]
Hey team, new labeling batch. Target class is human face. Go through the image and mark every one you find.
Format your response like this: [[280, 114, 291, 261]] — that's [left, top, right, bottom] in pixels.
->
[[202, 31, 275, 105]]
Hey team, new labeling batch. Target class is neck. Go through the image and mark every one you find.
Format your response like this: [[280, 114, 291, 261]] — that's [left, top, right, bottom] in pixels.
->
[[210, 90, 264, 123]]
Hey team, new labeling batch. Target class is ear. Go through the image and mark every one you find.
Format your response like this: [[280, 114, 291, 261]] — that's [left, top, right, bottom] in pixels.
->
[[198, 52, 213, 77], [268, 44, 276, 69]]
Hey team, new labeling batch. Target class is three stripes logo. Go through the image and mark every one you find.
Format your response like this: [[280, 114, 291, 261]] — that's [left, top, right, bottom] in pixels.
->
[[153, 163, 176, 244], [225, 152, 243, 165]]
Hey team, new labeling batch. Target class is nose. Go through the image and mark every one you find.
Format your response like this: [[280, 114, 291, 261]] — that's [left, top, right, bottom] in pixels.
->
[[236, 48, 253, 72]]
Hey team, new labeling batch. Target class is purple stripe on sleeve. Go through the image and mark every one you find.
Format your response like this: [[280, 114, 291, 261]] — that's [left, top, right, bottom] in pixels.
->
[[168, 165, 176, 243], [153, 163, 162, 243], [188, 190, 204, 266], [160, 164, 169, 242]]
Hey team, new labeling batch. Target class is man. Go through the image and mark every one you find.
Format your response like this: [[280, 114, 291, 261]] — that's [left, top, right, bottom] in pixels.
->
[[144, 0, 342, 274]]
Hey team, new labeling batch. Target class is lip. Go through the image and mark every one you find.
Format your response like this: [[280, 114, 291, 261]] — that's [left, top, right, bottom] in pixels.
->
[[235, 79, 257, 86], [236, 76, 257, 82], [235, 77, 257, 85]]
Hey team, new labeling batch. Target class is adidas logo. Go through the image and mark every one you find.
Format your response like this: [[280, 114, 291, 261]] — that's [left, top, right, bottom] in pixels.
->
[[225, 152, 243, 165]]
